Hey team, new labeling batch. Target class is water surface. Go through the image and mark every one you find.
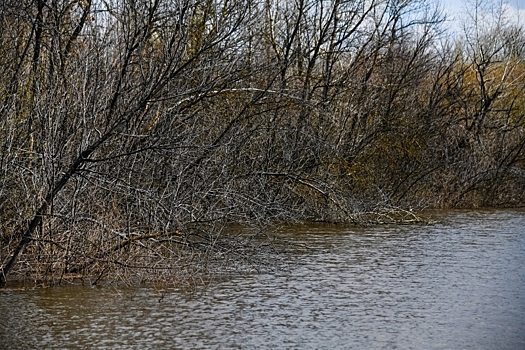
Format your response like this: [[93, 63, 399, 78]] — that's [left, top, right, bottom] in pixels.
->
[[1, 210, 524, 349]]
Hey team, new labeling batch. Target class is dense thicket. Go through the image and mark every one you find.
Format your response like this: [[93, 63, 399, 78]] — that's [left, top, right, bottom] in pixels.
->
[[1, 0, 524, 284]]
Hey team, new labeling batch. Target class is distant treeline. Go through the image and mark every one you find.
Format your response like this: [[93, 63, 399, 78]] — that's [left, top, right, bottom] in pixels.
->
[[1, 0, 524, 284]]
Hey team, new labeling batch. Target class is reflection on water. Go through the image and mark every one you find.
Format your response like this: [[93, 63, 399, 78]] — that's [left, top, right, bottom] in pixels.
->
[[1, 210, 524, 349]]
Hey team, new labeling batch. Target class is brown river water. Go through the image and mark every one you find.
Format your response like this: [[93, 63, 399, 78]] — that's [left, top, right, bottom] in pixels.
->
[[1, 209, 524, 349]]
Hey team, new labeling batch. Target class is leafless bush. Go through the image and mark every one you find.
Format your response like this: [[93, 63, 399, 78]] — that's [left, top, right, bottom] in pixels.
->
[[1, 0, 524, 286]]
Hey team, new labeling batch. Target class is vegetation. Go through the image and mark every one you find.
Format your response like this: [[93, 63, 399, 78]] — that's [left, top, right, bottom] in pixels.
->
[[1, 0, 524, 285]]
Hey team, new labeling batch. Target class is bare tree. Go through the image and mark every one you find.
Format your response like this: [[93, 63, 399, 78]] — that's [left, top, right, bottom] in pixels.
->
[[0, 0, 263, 285], [1, 0, 523, 286]]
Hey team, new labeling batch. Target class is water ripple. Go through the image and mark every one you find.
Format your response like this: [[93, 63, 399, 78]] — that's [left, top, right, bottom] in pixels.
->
[[1, 210, 524, 349]]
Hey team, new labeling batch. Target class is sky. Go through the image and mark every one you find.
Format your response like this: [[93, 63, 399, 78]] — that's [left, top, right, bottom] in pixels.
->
[[442, 0, 525, 14], [441, 0, 525, 28]]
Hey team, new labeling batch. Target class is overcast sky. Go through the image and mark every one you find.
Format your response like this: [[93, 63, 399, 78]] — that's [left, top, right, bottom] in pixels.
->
[[441, 0, 525, 21], [439, 0, 525, 34]]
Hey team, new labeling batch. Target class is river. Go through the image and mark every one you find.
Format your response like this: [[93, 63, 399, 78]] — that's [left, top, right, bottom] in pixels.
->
[[1, 209, 524, 349]]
